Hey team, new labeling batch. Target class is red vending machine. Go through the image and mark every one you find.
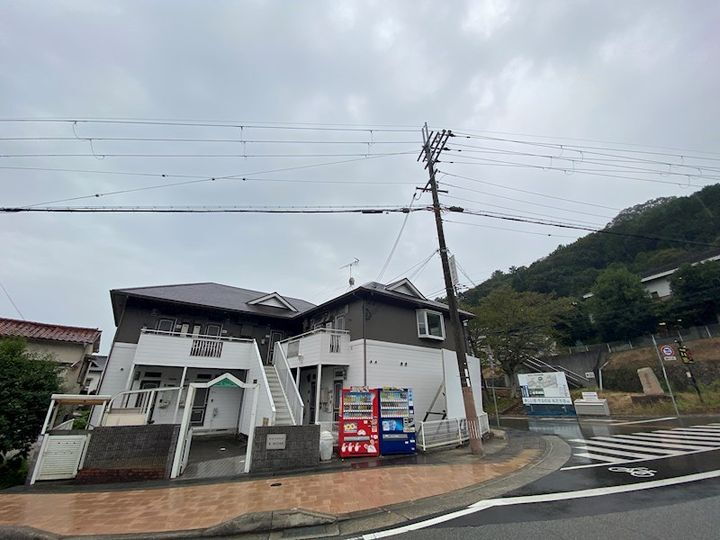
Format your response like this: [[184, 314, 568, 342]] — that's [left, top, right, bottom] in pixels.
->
[[339, 387, 379, 458]]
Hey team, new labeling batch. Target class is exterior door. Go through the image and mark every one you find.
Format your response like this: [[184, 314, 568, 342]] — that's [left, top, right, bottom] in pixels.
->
[[190, 387, 209, 426], [267, 330, 284, 364], [135, 380, 160, 409]]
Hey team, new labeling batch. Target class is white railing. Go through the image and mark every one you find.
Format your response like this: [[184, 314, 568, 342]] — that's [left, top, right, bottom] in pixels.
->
[[280, 328, 351, 366], [103, 386, 182, 426], [253, 341, 276, 426], [141, 328, 252, 342], [273, 342, 304, 425], [417, 415, 490, 451], [190, 339, 223, 358]]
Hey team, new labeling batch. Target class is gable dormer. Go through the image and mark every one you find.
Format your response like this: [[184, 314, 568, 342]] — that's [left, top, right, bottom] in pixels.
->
[[247, 292, 298, 312], [384, 278, 427, 300]]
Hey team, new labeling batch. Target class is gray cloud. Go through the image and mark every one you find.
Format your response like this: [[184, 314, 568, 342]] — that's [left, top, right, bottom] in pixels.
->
[[0, 0, 718, 350]]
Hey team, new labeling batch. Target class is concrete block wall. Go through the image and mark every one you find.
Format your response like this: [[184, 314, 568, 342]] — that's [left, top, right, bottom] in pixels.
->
[[250, 425, 320, 473], [75, 424, 179, 483]]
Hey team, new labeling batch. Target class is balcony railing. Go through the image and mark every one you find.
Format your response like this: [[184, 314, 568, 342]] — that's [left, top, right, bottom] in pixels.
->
[[190, 339, 223, 358], [136, 329, 255, 368], [279, 328, 351, 367]]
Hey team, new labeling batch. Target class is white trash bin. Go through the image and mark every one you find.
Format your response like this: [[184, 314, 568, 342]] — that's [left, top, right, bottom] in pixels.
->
[[319, 430, 334, 461]]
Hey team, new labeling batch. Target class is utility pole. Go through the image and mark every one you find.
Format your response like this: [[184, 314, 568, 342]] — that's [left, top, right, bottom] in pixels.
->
[[418, 123, 484, 455]]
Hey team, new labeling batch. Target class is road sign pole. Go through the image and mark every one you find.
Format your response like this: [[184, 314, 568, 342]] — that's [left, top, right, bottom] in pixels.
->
[[651, 334, 680, 417]]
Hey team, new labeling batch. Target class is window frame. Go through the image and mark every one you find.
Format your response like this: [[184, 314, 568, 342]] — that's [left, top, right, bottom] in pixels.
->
[[416, 309, 445, 341], [156, 318, 176, 333]]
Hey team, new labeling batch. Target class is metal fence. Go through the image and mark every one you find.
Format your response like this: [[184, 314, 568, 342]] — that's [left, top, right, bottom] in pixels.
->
[[417, 415, 490, 452], [563, 323, 720, 355]]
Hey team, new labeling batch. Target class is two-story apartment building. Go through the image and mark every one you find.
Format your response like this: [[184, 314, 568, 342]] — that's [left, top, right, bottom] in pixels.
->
[[93, 278, 487, 442]]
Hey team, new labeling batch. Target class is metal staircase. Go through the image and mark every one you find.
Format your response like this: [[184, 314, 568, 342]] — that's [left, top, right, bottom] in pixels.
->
[[263, 365, 294, 425], [522, 356, 591, 388]]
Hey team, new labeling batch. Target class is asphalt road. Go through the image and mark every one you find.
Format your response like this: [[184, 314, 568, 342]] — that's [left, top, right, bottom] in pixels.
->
[[367, 415, 720, 540]]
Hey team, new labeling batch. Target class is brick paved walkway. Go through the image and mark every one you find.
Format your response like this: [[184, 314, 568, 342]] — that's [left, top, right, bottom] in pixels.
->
[[0, 449, 538, 537]]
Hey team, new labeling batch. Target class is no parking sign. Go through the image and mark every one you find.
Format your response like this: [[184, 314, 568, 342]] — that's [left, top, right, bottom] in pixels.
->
[[659, 344, 677, 362]]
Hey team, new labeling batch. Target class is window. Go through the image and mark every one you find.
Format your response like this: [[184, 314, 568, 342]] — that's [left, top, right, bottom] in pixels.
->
[[287, 340, 300, 357], [416, 309, 445, 340], [156, 318, 175, 333], [206, 324, 221, 337]]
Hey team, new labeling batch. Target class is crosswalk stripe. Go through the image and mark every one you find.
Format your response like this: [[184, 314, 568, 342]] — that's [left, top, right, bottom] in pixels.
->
[[609, 435, 712, 451], [571, 444, 660, 460], [669, 427, 720, 433], [573, 438, 678, 455], [626, 433, 720, 446], [573, 452, 623, 464], [656, 429, 720, 438]]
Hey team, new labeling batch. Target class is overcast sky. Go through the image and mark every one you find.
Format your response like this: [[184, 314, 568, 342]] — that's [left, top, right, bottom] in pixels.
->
[[1, 1, 719, 352]]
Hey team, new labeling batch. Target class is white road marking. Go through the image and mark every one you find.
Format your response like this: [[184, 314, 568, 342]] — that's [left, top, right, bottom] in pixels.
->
[[357, 469, 720, 538], [610, 435, 714, 451], [581, 437, 680, 455], [654, 429, 720, 439], [571, 443, 667, 460], [573, 452, 624, 463], [611, 417, 677, 426], [642, 433, 720, 444], [665, 428, 720, 435]]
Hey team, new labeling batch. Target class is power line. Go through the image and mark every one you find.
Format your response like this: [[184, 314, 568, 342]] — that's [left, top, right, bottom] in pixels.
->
[[458, 207, 720, 248], [444, 148, 720, 180], [386, 250, 439, 284], [0, 204, 424, 214], [441, 190, 613, 222], [451, 129, 720, 159], [0, 280, 25, 320], [445, 219, 582, 239], [0, 137, 419, 144], [0, 118, 419, 132], [438, 171, 621, 210], [0, 151, 418, 159], [376, 192, 420, 281], [18, 154, 412, 207], [441, 159, 713, 187]]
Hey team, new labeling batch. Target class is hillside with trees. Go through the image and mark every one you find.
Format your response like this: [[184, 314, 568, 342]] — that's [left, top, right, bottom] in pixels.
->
[[460, 184, 720, 377], [460, 183, 720, 303]]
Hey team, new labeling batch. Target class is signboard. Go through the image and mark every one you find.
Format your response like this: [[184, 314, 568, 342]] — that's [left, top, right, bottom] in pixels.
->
[[585, 372, 596, 379], [678, 345, 694, 365], [449, 255, 459, 288], [659, 344, 677, 362], [266, 434, 287, 450], [518, 372, 572, 405], [212, 378, 240, 388]]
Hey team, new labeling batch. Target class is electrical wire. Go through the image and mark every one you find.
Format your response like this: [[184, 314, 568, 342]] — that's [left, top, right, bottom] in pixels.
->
[[0, 137, 419, 144], [0, 205, 425, 214], [0, 118, 419, 132], [0, 151, 418, 159], [0, 280, 25, 320], [18, 154, 413, 207], [386, 250, 439, 284], [376, 192, 420, 281], [445, 219, 584, 239], [438, 171, 621, 210]]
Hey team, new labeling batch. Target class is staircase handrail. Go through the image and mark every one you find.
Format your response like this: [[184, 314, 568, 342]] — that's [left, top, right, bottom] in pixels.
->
[[273, 341, 304, 425]]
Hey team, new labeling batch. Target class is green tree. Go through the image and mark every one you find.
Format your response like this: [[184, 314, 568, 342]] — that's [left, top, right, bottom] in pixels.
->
[[0, 338, 62, 459], [589, 266, 656, 341], [470, 286, 571, 396], [669, 260, 720, 325]]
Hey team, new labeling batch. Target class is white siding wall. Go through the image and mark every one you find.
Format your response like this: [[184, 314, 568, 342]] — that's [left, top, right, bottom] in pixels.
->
[[133, 332, 257, 370], [91, 343, 137, 425], [643, 276, 672, 298]]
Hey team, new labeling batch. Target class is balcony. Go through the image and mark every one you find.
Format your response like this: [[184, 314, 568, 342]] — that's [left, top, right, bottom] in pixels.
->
[[280, 328, 352, 368], [134, 329, 258, 370]]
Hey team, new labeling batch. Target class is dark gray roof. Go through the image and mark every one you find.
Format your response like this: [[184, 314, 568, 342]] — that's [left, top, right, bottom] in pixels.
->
[[88, 355, 107, 371], [112, 282, 316, 320], [359, 282, 474, 317]]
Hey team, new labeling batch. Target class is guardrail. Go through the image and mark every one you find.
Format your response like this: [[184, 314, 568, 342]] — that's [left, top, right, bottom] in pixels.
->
[[417, 416, 490, 452], [273, 342, 304, 425]]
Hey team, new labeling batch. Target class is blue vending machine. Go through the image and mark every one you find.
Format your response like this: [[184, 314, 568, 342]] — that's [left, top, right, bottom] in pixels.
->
[[378, 387, 416, 455]]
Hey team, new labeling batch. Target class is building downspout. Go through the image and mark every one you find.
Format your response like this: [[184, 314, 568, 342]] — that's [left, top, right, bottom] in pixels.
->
[[362, 297, 367, 386]]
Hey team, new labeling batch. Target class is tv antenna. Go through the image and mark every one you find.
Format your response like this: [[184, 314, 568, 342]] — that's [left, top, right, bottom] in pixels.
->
[[340, 258, 360, 287]]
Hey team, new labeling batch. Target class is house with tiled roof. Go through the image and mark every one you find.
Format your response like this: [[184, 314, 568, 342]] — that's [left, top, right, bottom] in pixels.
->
[[0, 317, 102, 392]]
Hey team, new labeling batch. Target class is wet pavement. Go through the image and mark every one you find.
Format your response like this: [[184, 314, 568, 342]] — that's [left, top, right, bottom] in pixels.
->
[[372, 414, 720, 539]]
